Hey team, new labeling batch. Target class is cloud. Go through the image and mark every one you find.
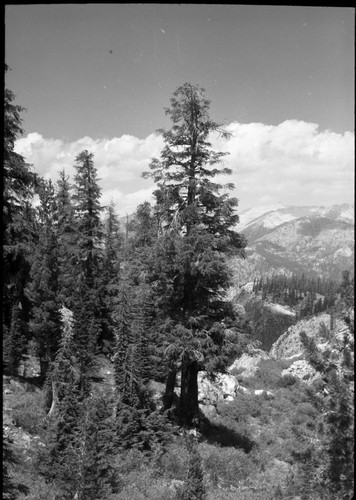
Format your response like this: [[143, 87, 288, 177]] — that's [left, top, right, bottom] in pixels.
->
[[15, 132, 163, 215], [14, 120, 354, 216], [212, 120, 354, 210]]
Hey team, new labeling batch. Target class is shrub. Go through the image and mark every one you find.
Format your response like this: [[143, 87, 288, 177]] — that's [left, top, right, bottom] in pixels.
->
[[157, 441, 189, 480], [11, 390, 46, 434], [108, 467, 177, 500], [199, 442, 253, 488], [176, 436, 206, 500], [242, 358, 290, 390], [277, 373, 299, 388], [216, 393, 267, 424]]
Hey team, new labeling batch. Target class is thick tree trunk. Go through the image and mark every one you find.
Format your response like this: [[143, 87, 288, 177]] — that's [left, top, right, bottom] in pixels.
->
[[163, 369, 177, 411], [180, 360, 199, 425]]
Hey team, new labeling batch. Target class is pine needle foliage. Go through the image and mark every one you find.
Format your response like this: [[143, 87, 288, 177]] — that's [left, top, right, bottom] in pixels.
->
[[29, 178, 62, 379], [177, 435, 206, 500], [143, 83, 247, 424], [299, 281, 354, 498], [55, 169, 78, 308], [3, 70, 36, 373]]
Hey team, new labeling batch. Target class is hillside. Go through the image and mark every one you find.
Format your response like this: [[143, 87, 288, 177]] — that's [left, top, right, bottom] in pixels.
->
[[231, 203, 354, 282], [4, 306, 354, 499]]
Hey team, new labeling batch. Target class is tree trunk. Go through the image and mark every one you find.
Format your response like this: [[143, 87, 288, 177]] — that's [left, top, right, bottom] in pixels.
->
[[47, 380, 58, 417], [180, 360, 199, 425], [163, 369, 177, 411]]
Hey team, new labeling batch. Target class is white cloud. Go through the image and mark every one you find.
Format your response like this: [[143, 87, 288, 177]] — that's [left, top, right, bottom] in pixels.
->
[[212, 120, 354, 210], [15, 132, 163, 215], [14, 120, 354, 216]]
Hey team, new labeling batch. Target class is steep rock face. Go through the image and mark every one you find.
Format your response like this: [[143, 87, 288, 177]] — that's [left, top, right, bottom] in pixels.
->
[[270, 313, 353, 384], [281, 359, 320, 384], [270, 313, 332, 359], [243, 297, 296, 351]]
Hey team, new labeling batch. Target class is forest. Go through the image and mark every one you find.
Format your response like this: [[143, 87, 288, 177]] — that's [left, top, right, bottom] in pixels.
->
[[3, 71, 354, 500]]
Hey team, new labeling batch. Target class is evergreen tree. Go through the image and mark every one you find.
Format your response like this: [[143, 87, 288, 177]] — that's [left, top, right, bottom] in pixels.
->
[[38, 305, 114, 499], [28, 178, 62, 380], [129, 201, 158, 250], [300, 284, 354, 499], [103, 200, 124, 286], [3, 68, 36, 373], [3, 435, 29, 499], [39, 309, 85, 491], [55, 169, 77, 308], [3, 436, 18, 500], [112, 275, 146, 448], [143, 83, 247, 425], [326, 369, 354, 496], [113, 277, 143, 410], [3, 304, 28, 375], [178, 435, 206, 500], [70, 151, 105, 372], [338, 270, 354, 314], [72, 150, 103, 289], [73, 395, 118, 500]]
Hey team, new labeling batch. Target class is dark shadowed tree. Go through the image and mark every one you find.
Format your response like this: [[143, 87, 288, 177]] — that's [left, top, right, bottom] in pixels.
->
[[72, 150, 103, 289], [55, 169, 77, 308], [28, 178, 62, 380], [3, 67, 36, 373]]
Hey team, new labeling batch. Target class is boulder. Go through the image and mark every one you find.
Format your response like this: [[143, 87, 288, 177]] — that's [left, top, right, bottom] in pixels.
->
[[254, 389, 275, 399], [281, 359, 320, 385], [215, 373, 240, 398], [147, 380, 166, 410], [237, 385, 251, 395], [198, 372, 241, 405], [199, 404, 218, 420], [198, 373, 223, 405]]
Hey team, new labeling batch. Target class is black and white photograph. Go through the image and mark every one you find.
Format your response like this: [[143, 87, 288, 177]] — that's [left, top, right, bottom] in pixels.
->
[[4, 4, 354, 499]]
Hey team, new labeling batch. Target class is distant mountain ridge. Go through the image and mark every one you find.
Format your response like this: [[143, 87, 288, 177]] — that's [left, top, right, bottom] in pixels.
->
[[238, 203, 354, 233], [231, 203, 354, 283]]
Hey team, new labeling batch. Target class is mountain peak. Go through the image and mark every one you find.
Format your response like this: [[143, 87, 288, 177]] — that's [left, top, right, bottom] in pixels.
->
[[238, 203, 286, 230], [232, 203, 354, 282]]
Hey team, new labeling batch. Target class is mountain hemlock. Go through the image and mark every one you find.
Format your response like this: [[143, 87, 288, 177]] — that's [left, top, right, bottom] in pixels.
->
[[143, 82, 247, 425], [3, 66, 36, 375]]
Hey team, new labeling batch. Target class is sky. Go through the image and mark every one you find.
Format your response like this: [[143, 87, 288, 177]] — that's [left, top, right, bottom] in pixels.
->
[[5, 4, 355, 217]]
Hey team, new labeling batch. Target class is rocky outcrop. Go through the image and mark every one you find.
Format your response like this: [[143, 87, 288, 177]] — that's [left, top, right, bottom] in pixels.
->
[[270, 313, 353, 384], [243, 297, 296, 351], [198, 372, 240, 405], [228, 348, 270, 379], [281, 359, 320, 384], [270, 313, 338, 359]]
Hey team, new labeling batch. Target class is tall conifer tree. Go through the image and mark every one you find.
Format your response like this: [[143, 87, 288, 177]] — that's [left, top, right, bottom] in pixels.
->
[[3, 68, 36, 373], [55, 169, 77, 308], [29, 178, 62, 380], [71, 150, 104, 367], [143, 83, 247, 424]]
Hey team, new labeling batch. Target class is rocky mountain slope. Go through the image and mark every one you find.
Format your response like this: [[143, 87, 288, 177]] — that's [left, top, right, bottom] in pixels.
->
[[231, 203, 354, 282]]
